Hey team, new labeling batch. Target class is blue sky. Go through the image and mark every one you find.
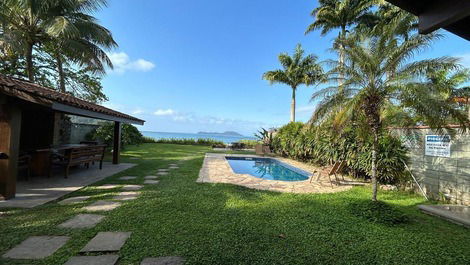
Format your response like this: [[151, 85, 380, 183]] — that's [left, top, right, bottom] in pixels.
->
[[96, 0, 470, 136]]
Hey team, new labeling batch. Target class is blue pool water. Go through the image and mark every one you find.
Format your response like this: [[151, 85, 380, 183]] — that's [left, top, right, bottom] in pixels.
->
[[226, 157, 309, 181]]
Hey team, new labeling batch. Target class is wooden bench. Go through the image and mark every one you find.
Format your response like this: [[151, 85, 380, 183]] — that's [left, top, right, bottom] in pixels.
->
[[55, 145, 106, 177]]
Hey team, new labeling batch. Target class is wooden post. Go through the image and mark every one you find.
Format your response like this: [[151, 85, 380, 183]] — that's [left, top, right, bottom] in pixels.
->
[[112, 121, 121, 164], [0, 101, 22, 199]]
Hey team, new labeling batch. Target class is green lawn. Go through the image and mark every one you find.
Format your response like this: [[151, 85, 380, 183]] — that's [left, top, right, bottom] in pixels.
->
[[0, 143, 469, 265]]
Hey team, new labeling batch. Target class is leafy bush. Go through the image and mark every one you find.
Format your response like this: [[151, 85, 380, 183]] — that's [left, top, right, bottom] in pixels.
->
[[238, 140, 259, 148], [271, 122, 304, 157], [86, 123, 144, 146], [146, 138, 225, 146], [271, 123, 409, 184], [348, 200, 409, 225]]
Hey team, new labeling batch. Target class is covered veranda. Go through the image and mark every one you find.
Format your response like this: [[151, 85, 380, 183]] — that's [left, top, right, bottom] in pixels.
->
[[0, 74, 144, 202]]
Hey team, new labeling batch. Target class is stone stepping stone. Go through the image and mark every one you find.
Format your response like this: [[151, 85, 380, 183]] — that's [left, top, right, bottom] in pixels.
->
[[64, 255, 119, 265], [141, 256, 185, 265], [157, 172, 168, 176], [119, 176, 137, 180], [58, 196, 90, 205], [157, 169, 169, 172], [80, 232, 131, 252], [96, 184, 120, 190], [2, 236, 70, 259], [144, 180, 160, 185], [168, 163, 178, 166], [58, 214, 105, 229], [145, 176, 158, 180], [122, 184, 143, 191], [84, 201, 121, 212], [112, 192, 139, 201]]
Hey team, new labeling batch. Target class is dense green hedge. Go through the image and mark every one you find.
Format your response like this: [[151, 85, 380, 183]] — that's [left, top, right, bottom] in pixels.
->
[[144, 137, 225, 146], [271, 122, 409, 184]]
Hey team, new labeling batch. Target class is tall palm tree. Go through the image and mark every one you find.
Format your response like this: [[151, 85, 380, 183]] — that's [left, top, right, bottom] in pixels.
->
[[0, 0, 114, 82], [47, 10, 117, 92], [311, 23, 468, 201], [305, 0, 374, 73], [263, 44, 324, 122]]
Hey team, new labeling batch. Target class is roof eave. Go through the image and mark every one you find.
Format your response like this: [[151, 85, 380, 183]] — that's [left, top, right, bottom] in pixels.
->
[[52, 102, 144, 125]]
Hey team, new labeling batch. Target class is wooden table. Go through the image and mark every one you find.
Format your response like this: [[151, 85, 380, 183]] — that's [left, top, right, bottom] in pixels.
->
[[32, 144, 89, 177]]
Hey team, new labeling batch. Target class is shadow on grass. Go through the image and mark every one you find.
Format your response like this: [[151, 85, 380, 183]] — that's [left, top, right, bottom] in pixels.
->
[[1, 143, 469, 265]]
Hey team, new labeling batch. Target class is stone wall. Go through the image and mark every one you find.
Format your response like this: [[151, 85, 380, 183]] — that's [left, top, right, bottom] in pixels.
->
[[394, 129, 470, 205]]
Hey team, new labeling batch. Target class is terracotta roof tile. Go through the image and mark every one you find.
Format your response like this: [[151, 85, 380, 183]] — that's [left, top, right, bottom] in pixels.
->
[[0, 75, 144, 124]]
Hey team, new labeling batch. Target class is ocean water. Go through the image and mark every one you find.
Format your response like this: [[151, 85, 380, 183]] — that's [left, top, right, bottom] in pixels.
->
[[141, 131, 256, 144]]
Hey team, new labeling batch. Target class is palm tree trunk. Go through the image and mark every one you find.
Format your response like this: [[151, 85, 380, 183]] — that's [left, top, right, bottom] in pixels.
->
[[290, 87, 296, 122], [371, 127, 378, 201], [26, 42, 34, 81], [338, 26, 346, 87], [56, 55, 66, 93]]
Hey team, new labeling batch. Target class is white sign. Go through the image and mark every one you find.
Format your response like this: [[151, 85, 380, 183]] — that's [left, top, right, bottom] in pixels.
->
[[425, 135, 451, 158]]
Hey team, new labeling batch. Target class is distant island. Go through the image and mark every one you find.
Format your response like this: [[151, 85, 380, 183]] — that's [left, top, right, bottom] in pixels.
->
[[197, 131, 243, 136]]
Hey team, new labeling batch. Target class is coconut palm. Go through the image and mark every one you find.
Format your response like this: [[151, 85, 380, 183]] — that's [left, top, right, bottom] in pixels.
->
[[0, 0, 114, 82], [263, 44, 324, 122], [311, 23, 469, 201], [47, 8, 117, 92]]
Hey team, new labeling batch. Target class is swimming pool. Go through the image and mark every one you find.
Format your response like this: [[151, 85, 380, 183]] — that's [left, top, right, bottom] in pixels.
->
[[225, 156, 310, 181]]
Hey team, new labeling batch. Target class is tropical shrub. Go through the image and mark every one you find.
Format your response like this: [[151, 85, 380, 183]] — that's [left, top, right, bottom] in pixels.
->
[[271, 123, 409, 184], [86, 123, 144, 146], [271, 122, 304, 157]]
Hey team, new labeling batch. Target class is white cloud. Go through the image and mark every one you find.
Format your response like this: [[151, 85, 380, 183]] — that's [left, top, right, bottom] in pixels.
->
[[108, 52, 155, 73], [154, 109, 175, 116]]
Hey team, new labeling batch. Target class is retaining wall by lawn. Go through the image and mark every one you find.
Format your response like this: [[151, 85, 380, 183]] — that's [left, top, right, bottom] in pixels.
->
[[394, 128, 470, 205]]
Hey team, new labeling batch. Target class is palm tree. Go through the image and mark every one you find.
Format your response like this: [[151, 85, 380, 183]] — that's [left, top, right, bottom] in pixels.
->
[[311, 23, 468, 201], [305, 0, 374, 73], [0, 0, 114, 82], [47, 13, 117, 92], [263, 44, 323, 122]]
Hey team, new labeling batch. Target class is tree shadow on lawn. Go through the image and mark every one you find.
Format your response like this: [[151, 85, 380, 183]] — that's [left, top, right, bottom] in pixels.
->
[[1, 146, 469, 265]]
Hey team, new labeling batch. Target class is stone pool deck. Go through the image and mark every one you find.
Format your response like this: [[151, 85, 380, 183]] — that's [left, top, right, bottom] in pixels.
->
[[197, 153, 352, 193]]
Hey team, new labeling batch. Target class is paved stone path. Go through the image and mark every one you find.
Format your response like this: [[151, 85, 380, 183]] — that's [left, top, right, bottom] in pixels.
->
[[58, 196, 90, 205], [144, 180, 160, 185], [3, 168, 183, 263], [84, 201, 121, 212], [141, 256, 185, 265], [58, 214, 105, 229], [119, 176, 137, 180], [2, 236, 70, 259], [122, 184, 144, 191], [113, 192, 139, 201], [80, 232, 132, 252], [96, 184, 120, 190], [64, 255, 119, 265]]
